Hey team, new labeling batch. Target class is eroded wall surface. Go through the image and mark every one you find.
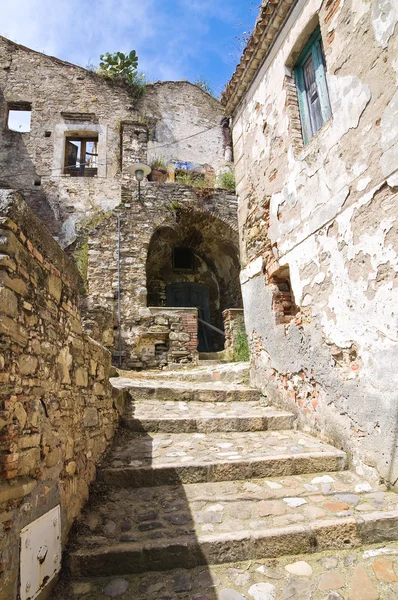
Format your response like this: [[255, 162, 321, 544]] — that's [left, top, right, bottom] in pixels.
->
[[0, 37, 229, 247], [0, 191, 120, 599], [85, 183, 241, 368], [233, 0, 398, 485]]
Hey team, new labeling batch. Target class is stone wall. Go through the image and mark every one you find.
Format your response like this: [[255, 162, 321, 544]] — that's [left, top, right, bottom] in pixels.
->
[[229, 0, 398, 486], [223, 309, 247, 361], [0, 190, 119, 599], [84, 182, 241, 368], [144, 308, 198, 368], [0, 36, 230, 248]]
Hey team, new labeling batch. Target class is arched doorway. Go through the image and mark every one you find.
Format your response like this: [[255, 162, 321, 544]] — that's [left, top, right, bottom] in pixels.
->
[[146, 209, 242, 352]]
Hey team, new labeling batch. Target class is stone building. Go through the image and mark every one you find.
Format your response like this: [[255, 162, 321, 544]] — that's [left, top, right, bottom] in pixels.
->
[[0, 36, 243, 368], [222, 0, 398, 488]]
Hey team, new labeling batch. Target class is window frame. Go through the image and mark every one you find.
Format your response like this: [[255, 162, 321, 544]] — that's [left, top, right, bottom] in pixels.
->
[[64, 135, 99, 177], [294, 27, 331, 145]]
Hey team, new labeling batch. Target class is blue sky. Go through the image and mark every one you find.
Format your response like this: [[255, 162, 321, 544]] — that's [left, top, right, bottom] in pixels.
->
[[0, 0, 258, 97]]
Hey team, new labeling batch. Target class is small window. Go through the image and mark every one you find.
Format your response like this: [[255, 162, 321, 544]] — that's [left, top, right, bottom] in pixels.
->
[[7, 103, 31, 132], [64, 136, 98, 177], [294, 27, 331, 144], [173, 247, 194, 272]]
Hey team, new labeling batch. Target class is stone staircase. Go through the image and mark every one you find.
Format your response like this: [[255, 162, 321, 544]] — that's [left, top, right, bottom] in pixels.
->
[[54, 363, 398, 599]]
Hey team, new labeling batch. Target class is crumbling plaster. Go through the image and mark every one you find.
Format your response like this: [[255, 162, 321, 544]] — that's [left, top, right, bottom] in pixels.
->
[[233, 0, 398, 485]]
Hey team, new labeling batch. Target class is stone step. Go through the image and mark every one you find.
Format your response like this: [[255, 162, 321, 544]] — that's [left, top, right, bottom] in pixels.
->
[[118, 362, 250, 384], [111, 377, 262, 403], [55, 540, 398, 599], [122, 400, 294, 433], [68, 472, 398, 577], [99, 430, 346, 488]]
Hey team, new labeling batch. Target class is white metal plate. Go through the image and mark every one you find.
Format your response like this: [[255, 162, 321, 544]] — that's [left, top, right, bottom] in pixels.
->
[[20, 505, 61, 600]]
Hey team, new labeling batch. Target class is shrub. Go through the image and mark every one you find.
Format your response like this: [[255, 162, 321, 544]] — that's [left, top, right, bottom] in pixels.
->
[[175, 171, 214, 189], [194, 76, 216, 97], [217, 170, 236, 191], [150, 155, 168, 170], [233, 324, 250, 362]]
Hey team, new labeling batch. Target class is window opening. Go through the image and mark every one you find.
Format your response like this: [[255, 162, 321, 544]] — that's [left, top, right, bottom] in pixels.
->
[[173, 247, 194, 272], [64, 136, 98, 177], [294, 27, 331, 144], [7, 103, 32, 132]]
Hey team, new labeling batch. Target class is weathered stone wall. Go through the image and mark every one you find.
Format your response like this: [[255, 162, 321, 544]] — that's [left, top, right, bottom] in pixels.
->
[[0, 36, 230, 248], [144, 308, 198, 367], [223, 309, 246, 361], [231, 0, 398, 486], [0, 191, 119, 599], [84, 182, 241, 368]]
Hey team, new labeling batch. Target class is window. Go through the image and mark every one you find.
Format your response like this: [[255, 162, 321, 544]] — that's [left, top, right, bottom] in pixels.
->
[[7, 103, 31, 132], [173, 247, 194, 272], [64, 136, 98, 177], [294, 27, 331, 144]]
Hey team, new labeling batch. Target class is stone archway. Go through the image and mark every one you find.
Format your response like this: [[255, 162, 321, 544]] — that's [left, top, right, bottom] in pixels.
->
[[146, 208, 242, 352]]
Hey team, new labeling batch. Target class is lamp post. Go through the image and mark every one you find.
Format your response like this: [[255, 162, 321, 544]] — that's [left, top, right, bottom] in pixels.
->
[[127, 160, 151, 202]]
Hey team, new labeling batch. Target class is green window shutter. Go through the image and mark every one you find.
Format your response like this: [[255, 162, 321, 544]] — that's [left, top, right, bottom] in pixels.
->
[[294, 26, 332, 145], [295, 66, 312, 145], [312, 40, 331, 124]]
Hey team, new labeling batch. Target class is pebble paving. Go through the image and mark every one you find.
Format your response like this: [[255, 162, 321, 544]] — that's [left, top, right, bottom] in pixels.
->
[[55, 541, 398, 599], [74, 472, 395, 546], [125, 400, 280, 421], [103, 430, 345, 470]]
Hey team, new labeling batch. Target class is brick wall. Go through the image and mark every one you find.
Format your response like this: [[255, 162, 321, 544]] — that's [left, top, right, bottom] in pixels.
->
[[0, 190, 120, 599]]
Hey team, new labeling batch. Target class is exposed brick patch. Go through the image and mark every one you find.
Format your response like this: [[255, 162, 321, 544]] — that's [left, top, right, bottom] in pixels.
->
[[284, 74, 304, 154]]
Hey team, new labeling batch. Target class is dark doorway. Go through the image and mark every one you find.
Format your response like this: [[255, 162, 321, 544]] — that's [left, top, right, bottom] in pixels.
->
[[166, 282, 211, 352]]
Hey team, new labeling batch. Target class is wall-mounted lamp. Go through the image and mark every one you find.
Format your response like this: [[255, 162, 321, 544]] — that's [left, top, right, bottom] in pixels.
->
[[127, 160, 151, 202]]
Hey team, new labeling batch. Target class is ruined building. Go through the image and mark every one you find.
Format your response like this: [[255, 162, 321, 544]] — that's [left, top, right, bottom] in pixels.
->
[[0, 36, 243, 369], [1, 0, 398, 599]]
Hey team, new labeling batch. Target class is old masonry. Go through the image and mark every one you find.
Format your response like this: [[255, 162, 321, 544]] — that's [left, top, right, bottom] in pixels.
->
[[1, 0, 398, 599]]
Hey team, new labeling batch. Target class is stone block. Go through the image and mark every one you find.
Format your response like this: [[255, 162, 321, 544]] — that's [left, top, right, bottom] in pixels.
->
[[84, 407, 99, 427], [75, 367, 88, 387], [93, 383, 106, 396], [18, 434, 41, 449], [18, 354, 38, 375], [0, 286, 18, 317], [0, 476, 36, 503], [19, 448, 40, 475], [0, 314, 28, 345], [0, 271, 28, 297], [47, 273, 62, 302]]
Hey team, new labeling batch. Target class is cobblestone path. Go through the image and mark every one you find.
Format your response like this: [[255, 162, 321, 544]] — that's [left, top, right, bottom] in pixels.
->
[[54, 363, 398, 599]]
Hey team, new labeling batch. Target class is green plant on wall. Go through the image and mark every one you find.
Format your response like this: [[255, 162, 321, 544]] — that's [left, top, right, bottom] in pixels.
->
[[175, 171, 214, 190], [150, 155, 168, 170], [233, 324, 250, 362], [97, 50, 146, 99], [217, 170, 236, 191]]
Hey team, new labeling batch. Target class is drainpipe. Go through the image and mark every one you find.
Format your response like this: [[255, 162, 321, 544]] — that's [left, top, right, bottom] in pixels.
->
[[117, 214, 122, 368]]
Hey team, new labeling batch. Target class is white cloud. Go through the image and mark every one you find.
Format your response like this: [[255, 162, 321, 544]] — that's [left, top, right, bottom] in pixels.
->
[[0, 0, 254, 86]]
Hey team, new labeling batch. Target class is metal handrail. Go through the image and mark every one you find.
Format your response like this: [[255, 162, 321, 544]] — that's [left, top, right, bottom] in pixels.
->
[[197, 317, 225, 337]]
